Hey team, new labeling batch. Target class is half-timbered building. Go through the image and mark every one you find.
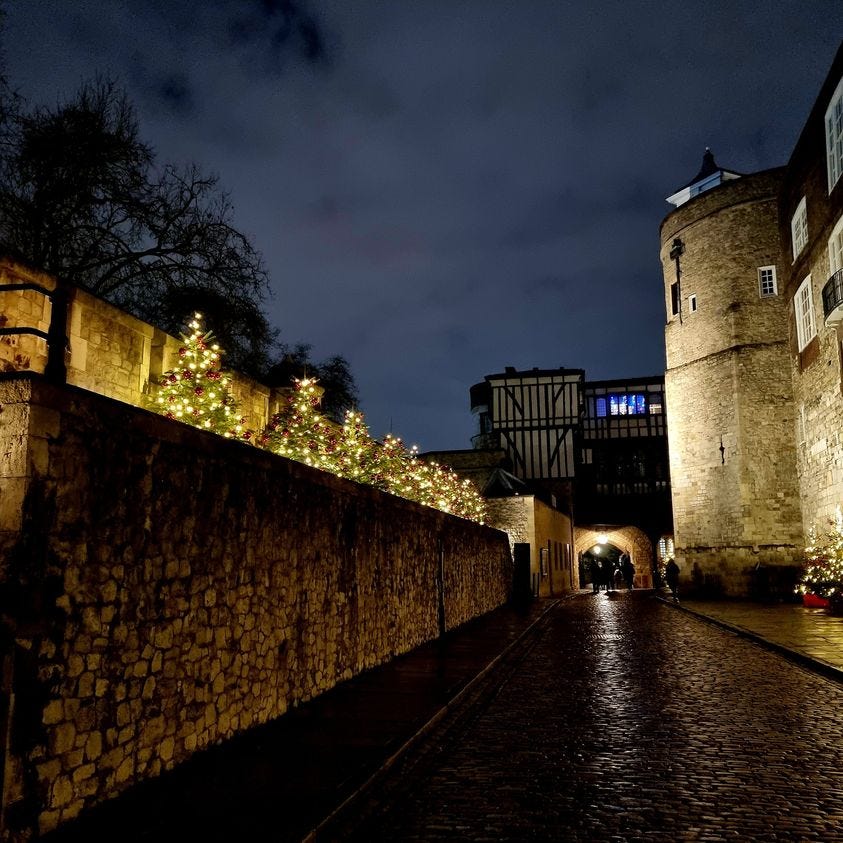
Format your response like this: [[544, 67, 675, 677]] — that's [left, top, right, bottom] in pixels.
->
[[469, 366, 583, 509], [465, 366, 673, 588]]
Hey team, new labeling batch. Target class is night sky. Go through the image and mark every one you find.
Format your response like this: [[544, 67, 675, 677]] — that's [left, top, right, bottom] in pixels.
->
[[4, 3, 842, 449]]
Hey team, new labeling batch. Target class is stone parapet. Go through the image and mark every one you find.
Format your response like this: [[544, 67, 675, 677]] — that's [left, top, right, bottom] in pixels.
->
[[0, 258, 278, 434]]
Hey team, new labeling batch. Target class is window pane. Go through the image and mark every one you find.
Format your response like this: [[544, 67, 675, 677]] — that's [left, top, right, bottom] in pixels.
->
[[795, 277, 816, 351], [828, 87, 843, 189], [792, 198, 808, 259], [608, 393, 646, 416]]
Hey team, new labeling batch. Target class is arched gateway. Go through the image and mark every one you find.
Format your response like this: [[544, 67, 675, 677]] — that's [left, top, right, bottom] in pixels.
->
[[575, 526, 655, 589]]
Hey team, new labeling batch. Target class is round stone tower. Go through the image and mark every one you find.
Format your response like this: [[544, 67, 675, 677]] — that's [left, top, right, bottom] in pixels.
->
[[660, 152, 803, 596]]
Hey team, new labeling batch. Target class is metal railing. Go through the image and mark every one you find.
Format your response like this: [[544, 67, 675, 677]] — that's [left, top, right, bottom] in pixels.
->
[[822, 268, 843, 321], [0, 280, 68, 383]]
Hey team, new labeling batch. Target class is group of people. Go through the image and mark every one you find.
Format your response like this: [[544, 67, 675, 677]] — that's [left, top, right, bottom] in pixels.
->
[[589, 553, 635, 593]]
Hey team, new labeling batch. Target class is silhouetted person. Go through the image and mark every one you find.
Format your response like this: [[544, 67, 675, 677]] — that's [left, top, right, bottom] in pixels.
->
[[589, 558, 601, 593], [622, 554, 635, 589], [601, 558, 614, 591], [665, 559, 680, 602]]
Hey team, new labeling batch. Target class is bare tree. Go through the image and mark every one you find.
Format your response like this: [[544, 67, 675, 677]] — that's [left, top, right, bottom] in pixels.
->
[[265, 343, 358, 423], [0, 80, 272, 373]]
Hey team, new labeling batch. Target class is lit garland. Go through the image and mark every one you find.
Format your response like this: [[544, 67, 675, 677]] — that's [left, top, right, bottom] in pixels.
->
[[152, 323, 486, 522], [261, 379, 486, 522], [259, 377, 339, 472], [152, 314, 250, 440], [796, 507, 843, 598]]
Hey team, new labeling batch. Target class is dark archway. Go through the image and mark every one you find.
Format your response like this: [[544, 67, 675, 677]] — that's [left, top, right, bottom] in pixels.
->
[[579, 541, 623, 590]]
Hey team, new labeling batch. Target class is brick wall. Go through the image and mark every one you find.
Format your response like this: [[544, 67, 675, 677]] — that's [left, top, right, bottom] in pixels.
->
[[0, 377, 512, 837]]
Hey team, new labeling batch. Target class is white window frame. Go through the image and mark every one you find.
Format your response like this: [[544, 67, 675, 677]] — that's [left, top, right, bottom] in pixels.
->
[[791, 197, 808, 260], [794, 275, 816, 353], [827, 75, 843, 192], [758, 266, 777, 298], [688, 294, 697, 312], [829, 215, 843, 275]]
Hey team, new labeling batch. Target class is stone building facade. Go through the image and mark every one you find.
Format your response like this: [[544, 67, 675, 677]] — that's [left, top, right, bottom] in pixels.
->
[[660, 43, 843, 595], [779, 48, 843, 534], [0, 257, 276, 430]]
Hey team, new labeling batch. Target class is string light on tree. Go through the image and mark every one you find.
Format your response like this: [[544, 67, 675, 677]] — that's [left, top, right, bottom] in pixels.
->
[[261, 379, 486, 522], [153, 313, 249, 440], [260, 377, 339, 472], [154, 321, 485, 522], [797, 506, 843, 599]]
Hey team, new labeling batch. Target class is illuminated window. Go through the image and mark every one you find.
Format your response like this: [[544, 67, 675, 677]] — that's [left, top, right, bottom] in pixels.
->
[[658, 537, 674, 561], [758, 266, 777, 297], [596, 397, 607, 417], [648, 393, 663, 415], [609, 393, 646, 416], [827, 75, 843, 192], [794, 275, 816, 352], [791, 197, 808, 260]]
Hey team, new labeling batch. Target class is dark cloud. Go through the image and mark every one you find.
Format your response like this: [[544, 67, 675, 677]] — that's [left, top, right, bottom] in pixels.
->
[[157, 73, 193, 112], [228, 0, 329, 68], [2, 3, 842, 450]]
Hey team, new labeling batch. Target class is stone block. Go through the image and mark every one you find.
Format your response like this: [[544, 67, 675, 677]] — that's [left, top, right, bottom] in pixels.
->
[[51, 776, 74, 808], [115, 756, 134, 784], [85, 732, 103, 761], [51, 722, 76, 755], [43, 699, 64, 726]]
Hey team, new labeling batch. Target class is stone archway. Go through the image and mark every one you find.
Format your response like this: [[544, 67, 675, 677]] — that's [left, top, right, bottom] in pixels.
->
[[575, 526, 654, 589]]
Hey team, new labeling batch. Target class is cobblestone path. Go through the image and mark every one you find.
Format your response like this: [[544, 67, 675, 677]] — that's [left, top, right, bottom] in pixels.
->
[[341, 592, 843, 842]]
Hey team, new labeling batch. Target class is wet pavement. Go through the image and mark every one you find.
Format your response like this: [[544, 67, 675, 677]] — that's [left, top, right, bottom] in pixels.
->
[[46, 590, 843, 842], [335, 591, 843, 841], [45, 599, 553, 843], [676, 596, 843, 679]]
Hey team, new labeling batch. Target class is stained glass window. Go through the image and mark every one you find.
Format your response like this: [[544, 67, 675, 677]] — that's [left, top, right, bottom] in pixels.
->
[[609, 393, 646, 416]]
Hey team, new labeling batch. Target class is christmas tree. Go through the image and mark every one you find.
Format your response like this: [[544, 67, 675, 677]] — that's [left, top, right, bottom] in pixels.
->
[[258, 380, 486, 522], [152, 313, 248, 440], [797, 508, 843, 598], [260, 377, 339, 472]]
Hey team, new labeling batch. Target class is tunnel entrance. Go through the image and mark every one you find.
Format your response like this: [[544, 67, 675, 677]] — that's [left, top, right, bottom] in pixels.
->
[[575, 526, 656, 590], [579, 541, 626, 591]]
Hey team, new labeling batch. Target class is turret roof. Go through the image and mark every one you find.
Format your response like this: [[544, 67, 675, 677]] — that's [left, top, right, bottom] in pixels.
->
[[666, 148, 743, 207], [679, 148, 742, 190]]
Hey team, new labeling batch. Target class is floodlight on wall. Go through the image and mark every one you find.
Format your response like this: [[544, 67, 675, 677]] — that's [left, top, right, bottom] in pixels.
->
[[597, 533, 609, 545]]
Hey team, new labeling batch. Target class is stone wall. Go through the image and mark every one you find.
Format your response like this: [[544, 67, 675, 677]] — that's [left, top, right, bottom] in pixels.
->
[[777, 49, 843, 536], [660, 172, 803, 594], [0, 377, 513, 837], [0, 259, 278, 433]]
